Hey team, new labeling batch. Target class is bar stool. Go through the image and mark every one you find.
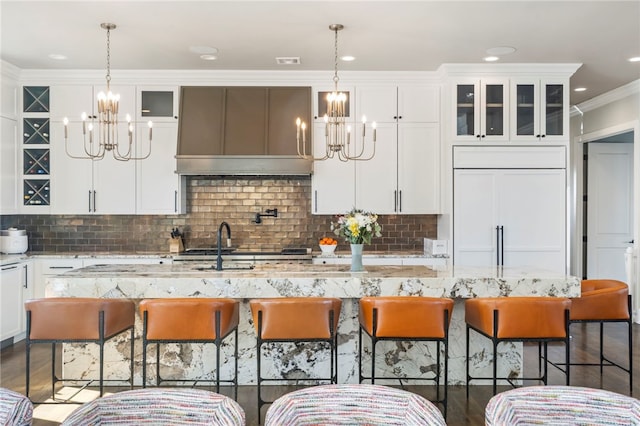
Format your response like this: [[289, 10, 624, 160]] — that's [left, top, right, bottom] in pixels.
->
[[465, 297, 571, 396], [249, 297, 342, 421], [62, 388, 245, 425], [567, 279, 633, 393], [265, 384, 447, 426], [139, 298, 239, 394], [25, 297, 135, 402], [358, 296, 454, 417]]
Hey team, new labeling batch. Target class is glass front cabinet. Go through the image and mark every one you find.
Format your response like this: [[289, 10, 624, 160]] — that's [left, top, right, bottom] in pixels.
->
[[510, 79, 568, 142], [454, 79, 508, 142]]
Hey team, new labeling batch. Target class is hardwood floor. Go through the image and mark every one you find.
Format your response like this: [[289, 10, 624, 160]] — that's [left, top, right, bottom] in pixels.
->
[[1, 322, 638, 425]]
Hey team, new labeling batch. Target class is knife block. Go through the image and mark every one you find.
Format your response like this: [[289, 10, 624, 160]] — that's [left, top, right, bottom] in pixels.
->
[[169, 238, 184, 253]]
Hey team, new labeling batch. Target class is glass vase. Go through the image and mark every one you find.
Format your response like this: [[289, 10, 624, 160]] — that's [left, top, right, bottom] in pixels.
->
[[350, 243, 364, 272]]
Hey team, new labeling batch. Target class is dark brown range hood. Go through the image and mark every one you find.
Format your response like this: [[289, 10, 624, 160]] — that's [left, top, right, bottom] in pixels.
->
[[176, 86, 313, 175]]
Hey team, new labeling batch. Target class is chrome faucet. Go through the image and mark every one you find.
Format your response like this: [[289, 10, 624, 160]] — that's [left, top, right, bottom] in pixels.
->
[[216, 221, 231, 271]]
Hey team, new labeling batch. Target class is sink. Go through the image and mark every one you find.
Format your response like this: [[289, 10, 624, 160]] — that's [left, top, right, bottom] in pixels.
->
[[192, 264, 255, 271], [184, 247, 237, 255]]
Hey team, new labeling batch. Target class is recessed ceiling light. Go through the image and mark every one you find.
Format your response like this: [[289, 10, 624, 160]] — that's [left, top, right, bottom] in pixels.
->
[[200, 54, 217, 61], [189, 46, 218, 55], [574, 87, 587, 92], [486, 46, 516, 56], [629, 56, 640, 62], [276, 57, 300, 65], [48, 53, 67, 60], [484, 56, 499, 62], [341, 55, 355, 62]]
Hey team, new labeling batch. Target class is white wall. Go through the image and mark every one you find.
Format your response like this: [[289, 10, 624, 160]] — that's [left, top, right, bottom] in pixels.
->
[[570, 80, 640, 323]]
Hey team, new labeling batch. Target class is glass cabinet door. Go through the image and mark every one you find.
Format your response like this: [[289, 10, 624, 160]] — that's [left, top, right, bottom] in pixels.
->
[[456, 84, 476, 137], [483, 83, 505, 137], [515, 83, 536, 137], [544, 84, 563, 136]]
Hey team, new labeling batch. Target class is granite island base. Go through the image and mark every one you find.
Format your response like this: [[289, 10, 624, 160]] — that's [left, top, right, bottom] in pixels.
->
[[46, 264, 580, 387]]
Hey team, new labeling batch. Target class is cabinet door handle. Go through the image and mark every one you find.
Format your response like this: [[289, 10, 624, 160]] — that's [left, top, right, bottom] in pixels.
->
[[93, 190, 97, 212], [174, 190, 178, 213], [314, 190, 318, 213], [394, 190, 397, 212], [1, 265, 18, 271], [50, 266, 74, 269], [23, 264, 28, 288], [399, 190, 402, 213], [476, 134, 481, 139], [88, 190, 92, 212], [540, 134, 546, 138], [398, 116, 403, 120]]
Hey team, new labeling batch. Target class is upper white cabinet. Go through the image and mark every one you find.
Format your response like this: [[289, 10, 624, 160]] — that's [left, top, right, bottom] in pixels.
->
[[31, 84, 181, 215], [510, 78, 569, 142], [453, 78, 508, 142], [311, 122, 356, 214], [136, 122, 185, 214], [136, 86, 179, 123], [0, 117, 18, 214], [49, 84, 137, 214], [354, 85, 441, 214]]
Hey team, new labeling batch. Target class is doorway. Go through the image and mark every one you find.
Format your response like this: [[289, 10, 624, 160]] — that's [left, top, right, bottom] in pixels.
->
[[583, 134, 634, 280]]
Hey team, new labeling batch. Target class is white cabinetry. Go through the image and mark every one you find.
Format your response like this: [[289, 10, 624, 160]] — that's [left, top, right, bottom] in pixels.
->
[[311, 122, 356, 214], [136, 122, 184, 214], [453, 78, 508, 142], [453, 146, 566, 273], [1, 71, 18, 214], [49, 85, 137, 214], [355, 85, 440, 214], [0, 117, 18, 214], [1, 260, 33, 342], [510, 79, 569, 142]]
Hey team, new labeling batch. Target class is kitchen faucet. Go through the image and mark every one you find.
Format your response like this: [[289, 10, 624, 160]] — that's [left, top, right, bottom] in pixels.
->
[[216, 221, 231, 271], [253, 208, 278, 224]]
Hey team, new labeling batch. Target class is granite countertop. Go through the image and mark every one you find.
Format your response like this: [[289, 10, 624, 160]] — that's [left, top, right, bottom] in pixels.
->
[[59, 262, 572, 281], [0, 250, 447, 266]]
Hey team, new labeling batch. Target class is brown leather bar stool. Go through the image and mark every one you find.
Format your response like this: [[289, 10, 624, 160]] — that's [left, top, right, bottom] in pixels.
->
[[358, 296, 454, 418], [465, 297, 571, 396], [25, 297, 135, 402], [553, 279, 633, 393], [250, 297, 342, 422], [139, 298, 239, 394]]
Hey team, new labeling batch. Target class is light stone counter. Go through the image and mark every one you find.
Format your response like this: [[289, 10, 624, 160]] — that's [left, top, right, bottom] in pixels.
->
[[47, 263, 580, 387]]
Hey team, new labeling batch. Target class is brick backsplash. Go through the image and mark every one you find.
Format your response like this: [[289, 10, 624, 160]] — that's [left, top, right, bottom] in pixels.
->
[[1, 176, 437, 253]]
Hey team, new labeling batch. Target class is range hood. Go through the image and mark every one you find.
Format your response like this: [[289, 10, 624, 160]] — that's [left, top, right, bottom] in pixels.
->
[[176, 86, 313, 175], [176, 155, 312, 175]]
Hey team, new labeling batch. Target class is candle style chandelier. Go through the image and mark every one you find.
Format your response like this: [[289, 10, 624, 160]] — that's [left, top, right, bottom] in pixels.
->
[[64, 23, 152, 161], [296, 24, 376, 162]]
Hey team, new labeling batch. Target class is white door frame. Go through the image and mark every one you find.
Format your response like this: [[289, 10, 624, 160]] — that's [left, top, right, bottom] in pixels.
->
[[571, 120, 639, 323]]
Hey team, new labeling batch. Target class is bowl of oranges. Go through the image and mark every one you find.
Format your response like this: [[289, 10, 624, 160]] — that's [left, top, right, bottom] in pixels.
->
[[319, 237, 338, 255]]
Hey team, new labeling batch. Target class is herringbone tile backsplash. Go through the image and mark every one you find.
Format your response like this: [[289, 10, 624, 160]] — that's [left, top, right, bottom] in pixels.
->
[[1, 176, 437, 253]]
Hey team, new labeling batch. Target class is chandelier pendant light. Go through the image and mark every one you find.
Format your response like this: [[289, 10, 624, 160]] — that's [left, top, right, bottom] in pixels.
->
[[64, 23, 152, 161], [296, 24, 376, 162]]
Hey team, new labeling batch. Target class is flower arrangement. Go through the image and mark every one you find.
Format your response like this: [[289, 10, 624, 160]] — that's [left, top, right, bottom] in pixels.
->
[[331, 208, 382, 245]]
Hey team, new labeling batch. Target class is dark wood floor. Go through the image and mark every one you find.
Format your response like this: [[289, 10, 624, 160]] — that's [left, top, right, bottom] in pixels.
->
[[1, 322, 638, 425]]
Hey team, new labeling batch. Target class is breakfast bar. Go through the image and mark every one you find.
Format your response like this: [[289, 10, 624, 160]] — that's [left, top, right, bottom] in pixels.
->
[[46, 263, 581, 386]]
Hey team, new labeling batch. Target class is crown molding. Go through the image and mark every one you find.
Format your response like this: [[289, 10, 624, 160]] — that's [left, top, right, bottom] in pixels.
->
[[1, 60, 21, 80], [572, 79, 640, 115], [17, 68, 441, 87]]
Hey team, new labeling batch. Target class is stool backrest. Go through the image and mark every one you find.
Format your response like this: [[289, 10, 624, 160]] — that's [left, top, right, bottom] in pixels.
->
[[250, 297, 342, 339], [25, 298, 134, 340], [139, 298, 239, 340]]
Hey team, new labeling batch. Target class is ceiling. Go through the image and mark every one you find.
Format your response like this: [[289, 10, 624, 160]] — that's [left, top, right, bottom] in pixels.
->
[[1, 0, 639, 105]]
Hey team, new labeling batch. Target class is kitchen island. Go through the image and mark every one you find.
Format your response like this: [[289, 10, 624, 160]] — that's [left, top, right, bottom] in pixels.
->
[[47, 263, 580, 386]]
